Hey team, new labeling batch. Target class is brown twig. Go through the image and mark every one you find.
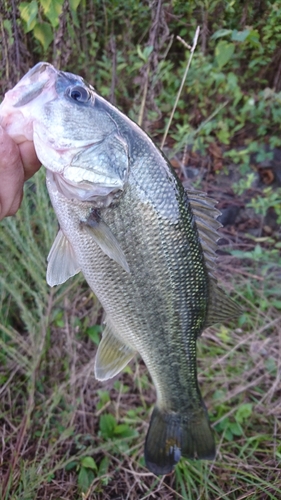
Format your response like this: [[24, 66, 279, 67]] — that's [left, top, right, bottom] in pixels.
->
[[0, 12, 10, 83], [11, 0, 20, 80], [138, 0, 170, 127], [109, 34, 117, 105]]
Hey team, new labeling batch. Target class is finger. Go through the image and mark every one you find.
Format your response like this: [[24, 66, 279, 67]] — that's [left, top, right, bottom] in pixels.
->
[[0, 126, 24, 220], [18, 140, 41, 180]]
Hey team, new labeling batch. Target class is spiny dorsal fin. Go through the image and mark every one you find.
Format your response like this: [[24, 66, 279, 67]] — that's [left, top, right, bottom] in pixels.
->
[[47, 229, 81, 286], [186, 189, 222, 278], [185, 188, 241, 326], [204, 278, 242, 328], [95, 320, 135, 381]]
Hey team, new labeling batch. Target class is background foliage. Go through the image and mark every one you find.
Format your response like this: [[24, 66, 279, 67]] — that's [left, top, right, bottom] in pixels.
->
[[2, 0, 281, 134], [0, 1, 281, 498]]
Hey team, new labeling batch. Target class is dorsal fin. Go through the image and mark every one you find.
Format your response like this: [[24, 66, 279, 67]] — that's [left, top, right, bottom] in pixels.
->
[[185, 189, 222, 277], [204, 278, 242, 328], [185, 188, 242, 326]]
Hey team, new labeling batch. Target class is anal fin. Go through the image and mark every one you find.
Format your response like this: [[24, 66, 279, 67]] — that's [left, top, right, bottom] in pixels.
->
[[95, 322, 135, 381]]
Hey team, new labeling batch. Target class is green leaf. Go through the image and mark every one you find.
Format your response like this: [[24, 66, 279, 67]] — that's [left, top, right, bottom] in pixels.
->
[[40, 0, 63, 28], [99, 413, 116, 439], [19, 1, 38, 32], [227, 71, 238, 87], [216, 126, 231, 145], [69, 0, 82, 10], [64, 461, 78, 471], [3, 19, 13, 41], [224, 429, 233, 441], [98, 456, 109, 476], [137, 44, 152, 62], [137, 44, 145, 61], [70, 6, 80, 27], [114, 423, 138, 438], [247, 29, 261, 48], [265, 357, 277, 374], [33, 22, 53, 51], [215, 40, 235, 69], [81, 456, 98, 471], [235, 403, 253, 424], [97, 389, 110, 410], [78, 467, 95, 492], [231, 29, 250, 42], [86, 325, 101, 345], [213, 389, 226, 401], [143, 45, 153, 60], [211, 29, 232, 40], [229, 422, 243, 436]]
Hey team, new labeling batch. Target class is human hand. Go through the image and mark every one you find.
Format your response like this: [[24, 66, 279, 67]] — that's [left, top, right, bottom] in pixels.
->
[[0, 126, 41, 220]]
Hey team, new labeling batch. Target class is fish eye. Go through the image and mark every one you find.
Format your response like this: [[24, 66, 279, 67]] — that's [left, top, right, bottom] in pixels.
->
[[67, 85, 90, 103]]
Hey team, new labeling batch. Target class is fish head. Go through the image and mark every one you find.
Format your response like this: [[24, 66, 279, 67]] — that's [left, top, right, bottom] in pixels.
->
[[0, 62, 129, 203]]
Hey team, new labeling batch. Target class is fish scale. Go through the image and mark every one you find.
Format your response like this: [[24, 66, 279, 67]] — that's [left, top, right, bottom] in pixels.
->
[[0, 62, 241, 475], [84, 171, 207, 409]]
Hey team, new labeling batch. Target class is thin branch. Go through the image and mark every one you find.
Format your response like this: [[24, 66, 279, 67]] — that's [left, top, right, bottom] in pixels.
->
[[161, 26, 200, 150], [138, 0, 165, 127], [11, 0, 20, 79], [0, 13, 10, 82], [110, 34, 117, 105], [138, 69, 150, 127]]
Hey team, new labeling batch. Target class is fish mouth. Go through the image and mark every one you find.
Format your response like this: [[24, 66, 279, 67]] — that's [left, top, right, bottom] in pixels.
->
[[8, 63, 58, 108], [47, 170, 123, 206], [25, 62, 53, 78], [18, 62, 58, 84]]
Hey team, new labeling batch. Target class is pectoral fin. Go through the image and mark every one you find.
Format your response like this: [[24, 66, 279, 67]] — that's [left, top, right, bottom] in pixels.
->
[[82, 211, 130, 273], [95, 322, 135, 381], [47, 229, 81, 286]]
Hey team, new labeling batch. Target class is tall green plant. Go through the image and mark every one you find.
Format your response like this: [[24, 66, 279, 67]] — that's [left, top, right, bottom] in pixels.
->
[[19, 0, 82, 51]]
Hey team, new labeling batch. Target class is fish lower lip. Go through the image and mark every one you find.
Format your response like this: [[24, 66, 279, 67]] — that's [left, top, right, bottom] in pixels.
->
[[48, 170, 123, 204], [52, 141, 100, 154]]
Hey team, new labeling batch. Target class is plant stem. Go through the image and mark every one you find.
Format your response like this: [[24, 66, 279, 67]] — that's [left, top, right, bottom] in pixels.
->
[[161, 26, 200, 150]]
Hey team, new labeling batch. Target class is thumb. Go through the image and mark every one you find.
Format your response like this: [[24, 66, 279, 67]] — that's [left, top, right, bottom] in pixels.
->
[[0, 126, 24, 220]]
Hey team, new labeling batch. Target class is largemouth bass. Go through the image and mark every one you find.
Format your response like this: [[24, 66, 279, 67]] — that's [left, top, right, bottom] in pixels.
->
[[0, 63, 240, 475]]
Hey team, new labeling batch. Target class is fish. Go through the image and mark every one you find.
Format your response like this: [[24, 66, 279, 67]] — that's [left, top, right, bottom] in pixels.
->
[[0, 62, 240, 475]]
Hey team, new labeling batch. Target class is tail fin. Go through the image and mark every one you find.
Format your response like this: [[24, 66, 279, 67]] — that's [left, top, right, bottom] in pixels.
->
[[144, 406, 215, 475]]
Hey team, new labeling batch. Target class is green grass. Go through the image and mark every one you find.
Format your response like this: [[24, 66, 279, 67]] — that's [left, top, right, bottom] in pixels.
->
[[0, 173, 280, 499]]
